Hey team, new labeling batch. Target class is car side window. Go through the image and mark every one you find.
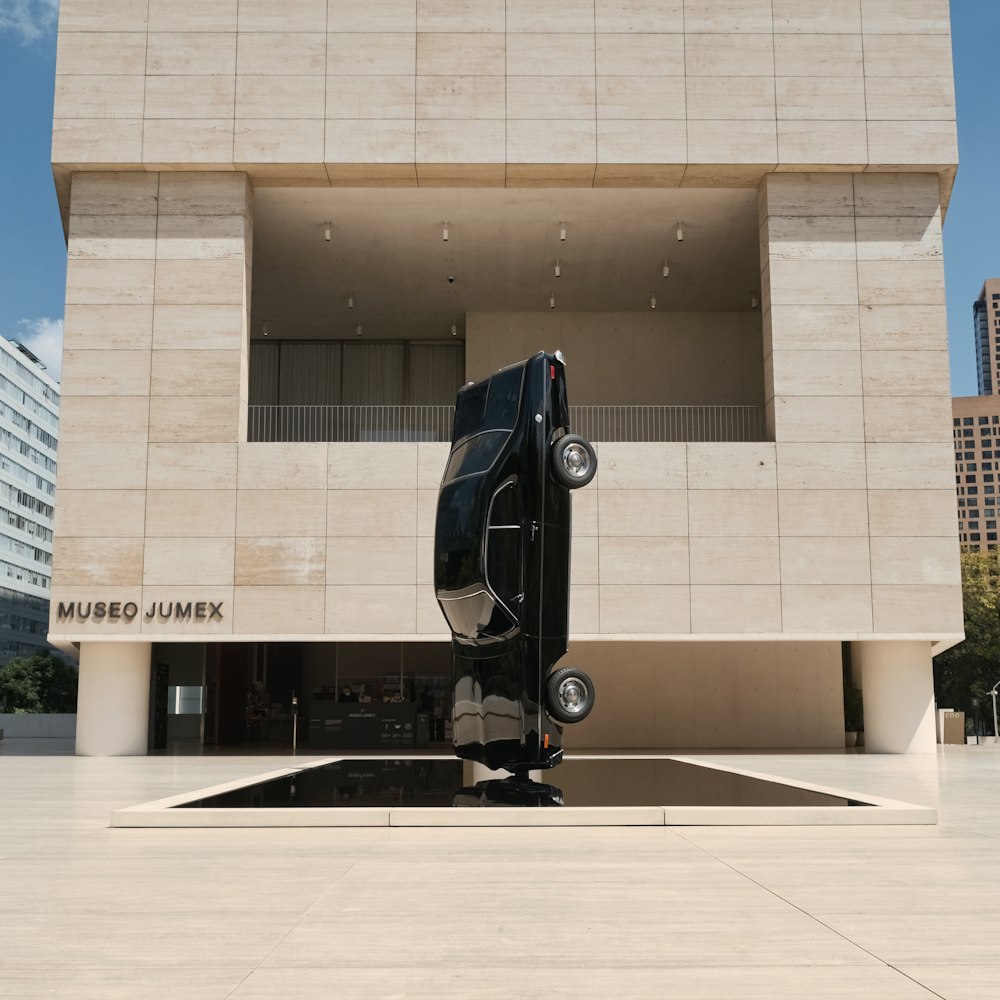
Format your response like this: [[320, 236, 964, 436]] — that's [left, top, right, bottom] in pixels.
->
[[486, 482, 522, 611]]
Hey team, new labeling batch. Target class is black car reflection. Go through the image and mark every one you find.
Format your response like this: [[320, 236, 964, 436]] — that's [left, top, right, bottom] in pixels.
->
[[435, 351, 597, 774], [454, 777, 565, 808]]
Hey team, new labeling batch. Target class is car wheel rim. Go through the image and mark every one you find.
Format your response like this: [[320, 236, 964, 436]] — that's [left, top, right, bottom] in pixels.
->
[[557, 677, 589, 715], [561, 443, 592, 480]]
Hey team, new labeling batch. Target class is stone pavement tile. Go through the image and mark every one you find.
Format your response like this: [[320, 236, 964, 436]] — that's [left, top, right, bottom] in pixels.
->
[[340, 826, 729, 885], [0, 751, 997, 1000], [897, 965, 1000, 1000], [673, 828, 1000, 915], [232, 965, 939, 999], [262, 878, 879, 970], [936, 807, 1000, 840], [0, 967, 248, 1000], [810, 912, 1000, 967], [64, 825, 386, 859], [677, 825, 984, 852], [0, 914, 298, 970], [0, 864, 336, 914]]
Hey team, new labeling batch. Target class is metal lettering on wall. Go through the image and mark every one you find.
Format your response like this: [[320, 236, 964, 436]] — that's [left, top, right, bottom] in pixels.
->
[[56, 601, 224, 624]]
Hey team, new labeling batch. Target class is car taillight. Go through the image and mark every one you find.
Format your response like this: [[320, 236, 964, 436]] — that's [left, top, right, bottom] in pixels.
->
[[550, 364, 555, 380]]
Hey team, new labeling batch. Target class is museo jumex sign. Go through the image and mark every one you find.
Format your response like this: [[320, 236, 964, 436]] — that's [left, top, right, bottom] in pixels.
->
[[56, 601, 224, 624]]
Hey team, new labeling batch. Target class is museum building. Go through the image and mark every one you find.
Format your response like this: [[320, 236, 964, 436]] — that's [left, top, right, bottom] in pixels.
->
[[48, 0, 963, 756]]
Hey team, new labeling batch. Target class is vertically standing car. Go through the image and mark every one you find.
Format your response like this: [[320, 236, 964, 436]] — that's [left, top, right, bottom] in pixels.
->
[[434, 351, 597, 773]]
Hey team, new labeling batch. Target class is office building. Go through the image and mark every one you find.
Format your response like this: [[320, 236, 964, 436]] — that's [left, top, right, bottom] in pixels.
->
[[973, 279, 1000, 396], [950, 282, 1000, 552], [951, 395, 1000, 551], [48, 0, 962, 757], [0, 336, 59, 663]]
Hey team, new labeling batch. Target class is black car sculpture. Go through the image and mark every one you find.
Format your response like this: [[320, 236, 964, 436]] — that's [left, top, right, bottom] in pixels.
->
[[434, 350, 597, 775]]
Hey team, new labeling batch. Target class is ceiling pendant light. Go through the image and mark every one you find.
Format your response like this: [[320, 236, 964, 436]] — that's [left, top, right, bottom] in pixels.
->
[[356, 323, 363, 337], [751, 291, 759, 309], [442, 222, 449, 241], [549, 291, 556, 309], [662, 259, 670, 278], [676, 221, 684, 242], [559, 221, 566, 242], [347, 292, 354, 309], [451, 322, 457, 337], [650, 292, 657, 310], [324, 222, 331, 242], [262, 323, 269, 337], [555, 259, 561, 278]]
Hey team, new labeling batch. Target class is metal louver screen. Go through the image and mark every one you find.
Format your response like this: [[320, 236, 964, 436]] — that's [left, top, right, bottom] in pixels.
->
[[408, 343, 465, 405], [341, 342, 406, 404], [278, 341, 343, 405], [248, 342, 279, 405], [248, 341, 465, 406]]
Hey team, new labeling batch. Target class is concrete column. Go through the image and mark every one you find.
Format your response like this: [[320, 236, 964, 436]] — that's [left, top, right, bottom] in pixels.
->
[[852, 641, 937, 754], [76, 642, 152, 756]]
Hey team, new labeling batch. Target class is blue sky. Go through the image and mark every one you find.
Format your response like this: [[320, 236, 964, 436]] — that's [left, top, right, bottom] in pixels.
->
[[0, 1, 998, 390], [0, 0, 63, 375]]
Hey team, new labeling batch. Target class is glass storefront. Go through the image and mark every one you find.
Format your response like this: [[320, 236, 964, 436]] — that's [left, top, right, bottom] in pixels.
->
[[152, 641, 452, 753]]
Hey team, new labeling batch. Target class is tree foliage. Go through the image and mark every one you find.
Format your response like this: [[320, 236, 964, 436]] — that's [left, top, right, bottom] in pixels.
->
[[0, 652, 78, 713], [933, 550, 1000, 734]]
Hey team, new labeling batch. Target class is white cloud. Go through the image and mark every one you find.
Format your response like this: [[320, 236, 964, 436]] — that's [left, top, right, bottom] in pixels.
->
[[0, 0, 59, 44], [15, 317, 63, 380]]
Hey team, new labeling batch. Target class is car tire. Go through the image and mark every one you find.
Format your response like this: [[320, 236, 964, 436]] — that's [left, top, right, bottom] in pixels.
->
[[545, 667, 595, 724], [550, 434, 597, 489]]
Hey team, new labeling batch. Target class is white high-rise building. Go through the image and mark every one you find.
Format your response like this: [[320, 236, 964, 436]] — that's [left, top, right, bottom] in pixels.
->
[[0, 336, 58, 663]]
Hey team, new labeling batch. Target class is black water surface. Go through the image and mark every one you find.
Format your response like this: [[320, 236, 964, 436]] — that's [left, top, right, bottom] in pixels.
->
[[175, 757, 871, 809]]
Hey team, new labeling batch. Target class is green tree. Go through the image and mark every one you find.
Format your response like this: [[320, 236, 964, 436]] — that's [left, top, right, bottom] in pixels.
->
[[0, 652, 78, 713], [934, 550, 1000, 734]]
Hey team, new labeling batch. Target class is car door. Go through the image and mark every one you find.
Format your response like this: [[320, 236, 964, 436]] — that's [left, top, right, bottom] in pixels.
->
[[484, 479, 523, 629]]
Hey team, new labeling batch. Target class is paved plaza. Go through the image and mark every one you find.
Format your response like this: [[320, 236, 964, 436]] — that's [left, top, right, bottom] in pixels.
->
[[0, 745, 998, 999]]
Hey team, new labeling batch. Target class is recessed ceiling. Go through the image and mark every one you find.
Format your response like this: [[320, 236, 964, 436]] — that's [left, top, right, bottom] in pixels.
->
[[251, 187, 760, 341]]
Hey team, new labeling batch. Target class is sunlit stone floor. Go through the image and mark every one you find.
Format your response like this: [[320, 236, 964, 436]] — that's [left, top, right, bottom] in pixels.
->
[[0, 743, 997, 999]]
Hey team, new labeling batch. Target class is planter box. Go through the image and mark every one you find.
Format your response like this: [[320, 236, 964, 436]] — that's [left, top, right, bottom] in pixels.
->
[[0, 713, 76, 739]]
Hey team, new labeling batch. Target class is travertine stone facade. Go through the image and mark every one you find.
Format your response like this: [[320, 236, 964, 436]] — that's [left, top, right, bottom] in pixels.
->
[[48, 8, 963, 645], [49, 1, 963, 754], [760, 172, 960, 636], [52, 0, 958, 187], [53, 171, 252, 637]]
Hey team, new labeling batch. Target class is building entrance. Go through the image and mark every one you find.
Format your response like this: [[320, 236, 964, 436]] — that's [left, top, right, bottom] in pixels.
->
[[176, 641, 453, 752]]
